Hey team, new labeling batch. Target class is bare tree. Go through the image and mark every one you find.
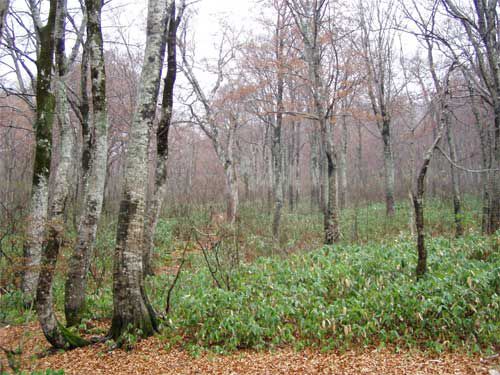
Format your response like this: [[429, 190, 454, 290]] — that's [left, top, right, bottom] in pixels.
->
[[357, 0, 399, 216], [286, 0, 352, 244], [440, 0, 500, 234], [180, 26, 241, 224]]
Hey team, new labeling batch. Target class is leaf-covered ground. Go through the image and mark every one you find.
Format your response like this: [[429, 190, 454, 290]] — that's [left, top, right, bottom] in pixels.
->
[[1, 324, 499, 374]]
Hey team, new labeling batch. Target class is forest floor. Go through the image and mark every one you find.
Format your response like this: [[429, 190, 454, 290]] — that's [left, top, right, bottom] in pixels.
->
[[1, 323, 499, 374]]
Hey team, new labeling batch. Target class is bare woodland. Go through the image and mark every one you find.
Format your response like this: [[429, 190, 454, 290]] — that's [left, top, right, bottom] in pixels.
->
[[0, 0, 499, 363]]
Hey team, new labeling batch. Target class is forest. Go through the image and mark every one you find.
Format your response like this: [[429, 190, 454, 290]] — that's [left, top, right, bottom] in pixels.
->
[[0, 0, 499, 373]]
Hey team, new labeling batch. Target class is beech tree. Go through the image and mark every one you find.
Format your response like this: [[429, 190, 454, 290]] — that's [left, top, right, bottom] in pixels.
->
[[64, 0, 109, 327], [110, 0, 169, 341], [143, 0, 185, 277], [440, 0, 500, 234], [356, 0, 399, 217], [179, 27, 241, 224]]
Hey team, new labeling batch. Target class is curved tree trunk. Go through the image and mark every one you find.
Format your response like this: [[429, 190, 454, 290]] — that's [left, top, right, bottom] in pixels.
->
[[64, 0, 108, 327], [110, 0, 168, 342], [37, 76, 85, 348]]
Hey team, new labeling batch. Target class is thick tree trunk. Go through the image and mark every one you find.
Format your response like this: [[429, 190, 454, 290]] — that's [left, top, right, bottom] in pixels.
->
[[110, 0, 168, 342], [22, 0, 58, 302], [21, 179, 48, 300], [64, 0, 108, 327]]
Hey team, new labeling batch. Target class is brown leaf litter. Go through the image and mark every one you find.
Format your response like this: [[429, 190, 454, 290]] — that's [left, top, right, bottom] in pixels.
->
[[1, 323, 499, 374]]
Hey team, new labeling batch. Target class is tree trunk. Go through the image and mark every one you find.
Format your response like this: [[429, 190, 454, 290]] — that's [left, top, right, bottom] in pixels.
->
[[64, 0, 108, 327], [22, 0, 58, 302], [382, 119, 395, 216], [0, 0, 9, 41], [143, 0, 183, 277], [37, 76, 85, 348], [272, 25, 284, 239], [489, 106, 500, 234], [339, 114, 348, 210], [21, 178, 48, 301], [446, 123, 463, 237], [110, 0, 168, 342], [324, 138, 340, 245]]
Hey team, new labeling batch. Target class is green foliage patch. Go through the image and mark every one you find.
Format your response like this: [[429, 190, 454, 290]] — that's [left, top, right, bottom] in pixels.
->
[[159, 233, 499, 354]]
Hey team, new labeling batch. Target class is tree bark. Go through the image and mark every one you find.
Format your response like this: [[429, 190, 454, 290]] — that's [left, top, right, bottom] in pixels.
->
[[64, 0, 109, 327], [110, 0, 168, 342], [445, 122, 463, 237], [0, 0, 9, 41], [339, 114, 348, 210], [36, 0, 88, 348], [22, 0, 58, 302], [381, 118, 395, 216]]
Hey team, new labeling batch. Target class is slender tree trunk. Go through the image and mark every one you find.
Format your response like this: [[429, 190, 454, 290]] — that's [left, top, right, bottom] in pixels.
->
[[324, 132, 340, 245], [446, 123, 463, 237], [110, 0, 168, 342], [64, 0, 109, 327], [272, 25, 284, 240], [339, 114, 348, 210], [489, 106, 500, 234], [382, 118, 395, 216]]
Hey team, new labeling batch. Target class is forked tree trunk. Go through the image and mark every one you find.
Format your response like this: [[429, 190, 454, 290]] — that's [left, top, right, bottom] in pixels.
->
[[143, 1, 184, 276], [37, 0, 89, 348], [110, 0, 168, 342], [64, 0, 108, 327], [37, 76, 86, 348]]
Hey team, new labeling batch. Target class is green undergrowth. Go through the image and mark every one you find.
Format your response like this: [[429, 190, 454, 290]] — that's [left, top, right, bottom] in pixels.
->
[[153, 232, 499, 354]]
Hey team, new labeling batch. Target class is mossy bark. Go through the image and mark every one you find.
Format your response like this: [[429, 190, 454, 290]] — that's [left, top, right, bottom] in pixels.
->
[[21, 0, 58, 301], [65, 0, 109, 327], [110, 0, 169, 342]]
